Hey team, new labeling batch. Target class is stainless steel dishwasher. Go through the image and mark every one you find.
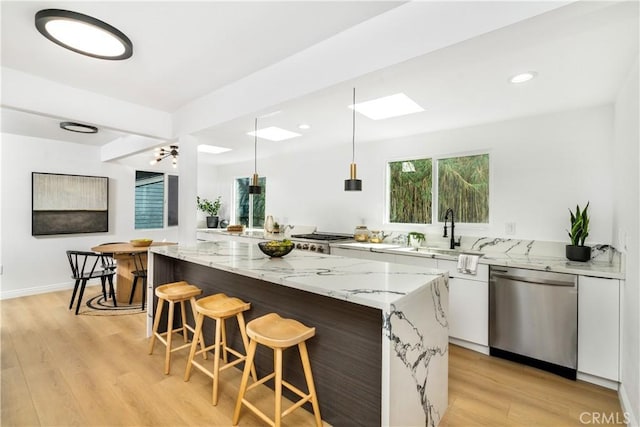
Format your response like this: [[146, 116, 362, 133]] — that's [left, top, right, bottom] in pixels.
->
[[489, 266, 578, 379]]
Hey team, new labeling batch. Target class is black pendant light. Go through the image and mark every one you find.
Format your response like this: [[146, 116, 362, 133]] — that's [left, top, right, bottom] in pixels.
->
[[345, 87, 362, 191], [249, 118, 262, 195]]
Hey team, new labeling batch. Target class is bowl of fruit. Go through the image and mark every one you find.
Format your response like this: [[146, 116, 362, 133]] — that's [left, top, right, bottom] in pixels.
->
[[258, 240, 294, 258], [130, 238, 153, 247]]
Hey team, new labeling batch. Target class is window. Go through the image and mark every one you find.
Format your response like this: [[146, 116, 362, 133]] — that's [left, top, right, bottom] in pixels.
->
[[235, 177, 266, 228], [437, 154, 489, 223], [134, 171, 178, 229], [388, 158, 432, 224], [387, 153, 489, 224]]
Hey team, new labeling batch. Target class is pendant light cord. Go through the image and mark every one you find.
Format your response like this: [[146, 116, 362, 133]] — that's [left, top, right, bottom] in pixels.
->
[[254, 117, 258, 174], [352, 87, 356, 163]]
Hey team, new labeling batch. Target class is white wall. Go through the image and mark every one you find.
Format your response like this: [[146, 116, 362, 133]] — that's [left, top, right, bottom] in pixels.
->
[[208, 105, 614, 244], [0, 133, 179, 299], [613, 57, 639, 426]]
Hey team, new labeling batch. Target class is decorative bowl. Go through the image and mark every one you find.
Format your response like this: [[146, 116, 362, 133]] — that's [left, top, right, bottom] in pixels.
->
[[130, 238, 153, 247], [258, 240, 294, 258]]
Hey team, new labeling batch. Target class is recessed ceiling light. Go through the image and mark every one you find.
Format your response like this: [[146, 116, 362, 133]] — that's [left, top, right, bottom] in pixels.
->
[[247, 126, 301, 142], [60, 121, 98, 133], [298, 124, 311, 130], [509, 71, 538, 84], [349, 93, 424, 120], [198, 144, 232, 154], [35, 9, 133, 60]]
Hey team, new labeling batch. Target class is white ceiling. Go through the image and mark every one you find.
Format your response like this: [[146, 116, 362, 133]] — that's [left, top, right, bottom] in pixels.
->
[[1, 1, 638, 166]]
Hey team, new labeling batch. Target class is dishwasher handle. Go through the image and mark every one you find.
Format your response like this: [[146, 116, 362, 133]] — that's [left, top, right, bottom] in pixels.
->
[[491, 272, 575, 287]]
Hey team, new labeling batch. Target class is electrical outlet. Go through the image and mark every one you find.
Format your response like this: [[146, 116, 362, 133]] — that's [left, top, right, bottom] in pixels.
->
[[505, 222, 516, 235]]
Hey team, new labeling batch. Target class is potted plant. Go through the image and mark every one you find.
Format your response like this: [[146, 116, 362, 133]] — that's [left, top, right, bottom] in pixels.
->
[[566, 201, 591, 262], [197, 196, 222, 228], [408, 231, 426, 248]]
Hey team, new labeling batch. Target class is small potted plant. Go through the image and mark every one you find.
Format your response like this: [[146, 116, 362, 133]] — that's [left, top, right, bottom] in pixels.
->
[[408, 231, 426, 248], [566, 202, 591, 262], [197, 196, 222, 228]]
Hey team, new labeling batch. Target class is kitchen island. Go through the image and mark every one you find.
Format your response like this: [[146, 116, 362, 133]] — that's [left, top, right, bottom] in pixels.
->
[[149, 241, 449, 427]]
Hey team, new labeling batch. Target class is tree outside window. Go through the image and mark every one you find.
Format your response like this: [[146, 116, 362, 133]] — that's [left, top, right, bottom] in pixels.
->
[[388, 153, 489, 225], [388, 158, 432, 224], [437, 154, 489, 223], [235, 177, 266, 228]]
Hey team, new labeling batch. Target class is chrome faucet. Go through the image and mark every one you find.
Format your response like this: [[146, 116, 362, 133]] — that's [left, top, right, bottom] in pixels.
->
[[443, 208, 461, 250]]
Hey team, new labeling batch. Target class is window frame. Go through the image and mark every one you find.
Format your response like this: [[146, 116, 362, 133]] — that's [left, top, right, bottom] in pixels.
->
[[384, 150, 492, 228], [233, 175, 267, 229], [134, 170, 179, 230]]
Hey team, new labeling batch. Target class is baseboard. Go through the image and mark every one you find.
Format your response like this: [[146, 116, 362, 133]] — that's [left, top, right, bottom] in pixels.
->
[[449, 337, 490, 355], [1, 281, 74, 300], [619, 383, 640, 427], [577, 372, 619, 391]]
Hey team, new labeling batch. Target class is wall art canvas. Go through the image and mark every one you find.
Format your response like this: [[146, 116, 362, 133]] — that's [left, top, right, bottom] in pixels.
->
[[32, 172, 109, 236]]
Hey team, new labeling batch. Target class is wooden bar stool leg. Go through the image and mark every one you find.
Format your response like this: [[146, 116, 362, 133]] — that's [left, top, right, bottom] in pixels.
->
[[212, 317, 223, 406], [237, 313, 258, 382], [180, 300, 189, 343], [189, 297, 207, 360], [220, 318, 228, 363], [274, 348, 283, 427], [299, 341, 322, 427], [184, 312, 205, 381], [165, 300, 175, 375], [149, 298, 164, 354], [232, 339, 257, 426]]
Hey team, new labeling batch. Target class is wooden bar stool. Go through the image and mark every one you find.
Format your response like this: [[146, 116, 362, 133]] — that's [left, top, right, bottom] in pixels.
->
[[233, 313, 322, 427], [184, 293, 258, 405], [148, 281, 206, 374]]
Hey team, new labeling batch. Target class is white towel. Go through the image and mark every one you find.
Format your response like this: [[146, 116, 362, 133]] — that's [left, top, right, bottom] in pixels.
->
[[457, 254, 480, 275]]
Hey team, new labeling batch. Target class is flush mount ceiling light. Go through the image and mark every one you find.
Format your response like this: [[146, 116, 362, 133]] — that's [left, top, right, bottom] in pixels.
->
[[509, 71, 538, 84], [150, 145, 179, 168], [198, 144, 232, 154], [349, 92, 424, 120], [345, 88, 362, 192], [35, 9, 133, 60], [59, 121, 98, 133], [247, 126, 301, 142], [249, 118, 262, 194], [298, 124, 311, 130]]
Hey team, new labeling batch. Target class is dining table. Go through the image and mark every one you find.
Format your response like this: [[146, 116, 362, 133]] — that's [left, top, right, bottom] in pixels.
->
[[91, 242, 176, 304]]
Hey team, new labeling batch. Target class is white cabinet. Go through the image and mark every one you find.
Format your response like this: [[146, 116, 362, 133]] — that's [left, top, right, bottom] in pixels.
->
[[578, 276, 620, 382], [438, 260, 489, 348], [331, 247, 396, 262], [391, 253, 438, 269]]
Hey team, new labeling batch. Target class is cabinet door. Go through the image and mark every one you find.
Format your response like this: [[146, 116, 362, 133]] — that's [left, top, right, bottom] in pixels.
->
[[578, 277, 620, 381], [449, 277, 489, 345], [392, 254, 438, 269], [331, 248, 363, 259]]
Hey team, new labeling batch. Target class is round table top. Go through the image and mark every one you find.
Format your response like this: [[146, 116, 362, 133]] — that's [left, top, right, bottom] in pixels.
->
[[91, 242, 176, 254]]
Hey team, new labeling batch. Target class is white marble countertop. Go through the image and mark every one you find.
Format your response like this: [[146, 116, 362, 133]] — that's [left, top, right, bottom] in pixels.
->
[[331, 239, 624, 280], [150, 240, 446, 310]]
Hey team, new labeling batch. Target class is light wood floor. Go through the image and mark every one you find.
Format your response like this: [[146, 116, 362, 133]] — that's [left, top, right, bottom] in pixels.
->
[[1, 288, 624, 426]]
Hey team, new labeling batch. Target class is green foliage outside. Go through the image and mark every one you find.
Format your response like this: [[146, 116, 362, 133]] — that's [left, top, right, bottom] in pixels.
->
[[235, 177, 266, 227], [389, 154, 489, 224], [437, 154, 489, 223], [389, 159, 432, 224]]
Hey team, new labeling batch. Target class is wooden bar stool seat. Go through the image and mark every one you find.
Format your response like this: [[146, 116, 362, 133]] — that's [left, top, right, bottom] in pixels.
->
[[148, 281, 206, 375], [233, 313, 322, 427], [184, 293, 258, 405]]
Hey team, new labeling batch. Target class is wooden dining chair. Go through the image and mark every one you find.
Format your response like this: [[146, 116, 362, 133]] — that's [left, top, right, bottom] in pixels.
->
[[66, 250, 117, 315], [129, 251, 148, 310]]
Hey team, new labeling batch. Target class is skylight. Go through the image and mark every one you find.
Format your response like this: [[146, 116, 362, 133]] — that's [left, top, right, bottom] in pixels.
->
[[349, 93, 424, 120], [247, 126, 301, 142], [198, 144, 231, 154]]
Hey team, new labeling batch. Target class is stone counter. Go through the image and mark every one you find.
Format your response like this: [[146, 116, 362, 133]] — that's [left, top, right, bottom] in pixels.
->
[[150, 241, 449, 427]]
